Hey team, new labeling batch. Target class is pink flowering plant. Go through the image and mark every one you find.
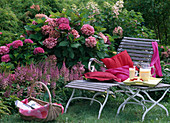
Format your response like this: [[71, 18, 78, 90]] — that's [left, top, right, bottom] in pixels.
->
[[0, 34, 47, 69], [24, 10, 111, 68]]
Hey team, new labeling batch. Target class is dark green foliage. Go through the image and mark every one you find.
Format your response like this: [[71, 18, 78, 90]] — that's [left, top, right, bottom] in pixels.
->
[[124, 0, 170, 45]]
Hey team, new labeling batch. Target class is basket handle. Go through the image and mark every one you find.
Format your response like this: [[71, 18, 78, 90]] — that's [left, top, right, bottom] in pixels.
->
[[29, 81, 52, 104]]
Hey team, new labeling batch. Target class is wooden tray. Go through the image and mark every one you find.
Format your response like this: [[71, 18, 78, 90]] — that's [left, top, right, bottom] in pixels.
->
[[123, 77, 163, 87]]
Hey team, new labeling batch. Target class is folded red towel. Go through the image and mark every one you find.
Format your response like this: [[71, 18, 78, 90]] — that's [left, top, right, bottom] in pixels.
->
[[106, 65, 129, 82]]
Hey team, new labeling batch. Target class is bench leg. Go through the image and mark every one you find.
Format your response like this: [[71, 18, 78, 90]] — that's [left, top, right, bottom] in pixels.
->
[[65, 89, 75, 113], [141, 89, 169, 122], [98, 89, 109, 119], [90, 92, 103, 106]]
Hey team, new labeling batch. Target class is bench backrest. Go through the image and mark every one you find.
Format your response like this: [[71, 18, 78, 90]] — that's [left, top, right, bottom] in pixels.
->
[[117, 37, 159, 63]]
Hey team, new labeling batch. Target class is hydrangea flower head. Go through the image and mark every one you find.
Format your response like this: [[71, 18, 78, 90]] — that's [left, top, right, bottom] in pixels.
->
[[43, 37, 58, 49], [35, 14, 48, 19], [45, 18, 57, 27], [1, 54, 10, 62], [56, 17, 69, 25], [33, 47, 45, 54], [81, 24, 95, 36], [0, 46, 10, 55], [58, 23, 71, 30], [42, 25, 51, 35], [70, 29, 80, 39], [85, 36, 97, 48], [12, 40, 23, 49], [24, 39, 34, 43], [98, 32, 107, 43]]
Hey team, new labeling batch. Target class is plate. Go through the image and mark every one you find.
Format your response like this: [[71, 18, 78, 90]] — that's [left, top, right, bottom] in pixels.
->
[[123, 77, 163, 87]]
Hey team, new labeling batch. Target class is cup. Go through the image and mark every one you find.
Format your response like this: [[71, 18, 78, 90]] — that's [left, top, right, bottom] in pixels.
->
[[139, 63, 155, 81], [129, 67, 135, 79]]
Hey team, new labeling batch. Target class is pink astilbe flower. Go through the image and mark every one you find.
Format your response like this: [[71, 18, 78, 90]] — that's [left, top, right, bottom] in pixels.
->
[[85, 36, 97, 48], [12, 40, 23, 49], [0, 46, 10, 55], [49, 30, 60, 39], [0, 32, 2, 35], [70, 29, 80, 39], [43, 37, 58, 49], [58, 23, 71, 30], [42, 25, 51, 35], [81, 24, 95, 36], [24, 39, 34, 43], [35, 14, 48, 19], [4, 90, 10, 98], [1, 54, 10, 62], [98, 32, 107, 43], [56, 17, 69, 25], [45, 18, 57, 27], [33, 47, 45, 54]]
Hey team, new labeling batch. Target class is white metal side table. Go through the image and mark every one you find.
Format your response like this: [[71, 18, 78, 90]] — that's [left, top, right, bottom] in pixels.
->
[[116, 83, 170, 122]]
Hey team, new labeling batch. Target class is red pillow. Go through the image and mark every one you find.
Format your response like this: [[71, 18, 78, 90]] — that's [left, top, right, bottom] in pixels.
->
[[101, 50, 133, 69], [84, 71, 121, 82]]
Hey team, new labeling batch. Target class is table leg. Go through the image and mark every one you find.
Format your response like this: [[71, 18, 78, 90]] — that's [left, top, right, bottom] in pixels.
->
[[141, 89, 169, 122], [117, 89, 141, 115]]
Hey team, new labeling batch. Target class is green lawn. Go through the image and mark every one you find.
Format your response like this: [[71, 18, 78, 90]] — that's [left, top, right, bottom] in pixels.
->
[[0, 95, 170, 123]]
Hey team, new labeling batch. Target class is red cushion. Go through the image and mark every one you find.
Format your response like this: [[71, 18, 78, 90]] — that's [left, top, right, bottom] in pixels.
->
[[84, 71, 121, 82], [101, 50, 133, 69]]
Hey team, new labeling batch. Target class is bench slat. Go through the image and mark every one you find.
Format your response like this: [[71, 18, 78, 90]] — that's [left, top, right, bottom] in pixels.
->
[[124, 37, 159, 42], [120, 42, 153, 47], [128, 53, 152, 58], [122, 39, 153, 44], [67, 83, 114, 90], [131, 57, 151, 62], [118, 49, 153, 54], [65, 85, 106, 92], [119, 45, 153, 51]]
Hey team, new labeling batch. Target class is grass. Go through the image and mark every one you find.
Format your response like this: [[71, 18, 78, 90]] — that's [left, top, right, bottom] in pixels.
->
[[0, 95, 170, 123]]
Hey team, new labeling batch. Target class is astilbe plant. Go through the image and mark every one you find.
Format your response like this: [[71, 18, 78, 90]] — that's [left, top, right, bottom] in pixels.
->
[[0, 56, 85, 101]]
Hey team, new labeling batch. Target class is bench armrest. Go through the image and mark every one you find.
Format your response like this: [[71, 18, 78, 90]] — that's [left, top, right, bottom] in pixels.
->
[[88, 58, 106, 72]]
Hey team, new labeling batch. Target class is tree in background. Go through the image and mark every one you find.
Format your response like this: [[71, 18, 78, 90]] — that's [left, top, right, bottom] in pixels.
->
[[124, 0, 170, 45]]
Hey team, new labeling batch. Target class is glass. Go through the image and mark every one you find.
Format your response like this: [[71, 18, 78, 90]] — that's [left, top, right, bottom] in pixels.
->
[[129, 62, 139, 79]]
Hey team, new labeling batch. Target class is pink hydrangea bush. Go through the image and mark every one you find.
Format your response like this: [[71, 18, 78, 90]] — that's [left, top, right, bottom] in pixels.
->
[[81, 24, 95, 36]]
